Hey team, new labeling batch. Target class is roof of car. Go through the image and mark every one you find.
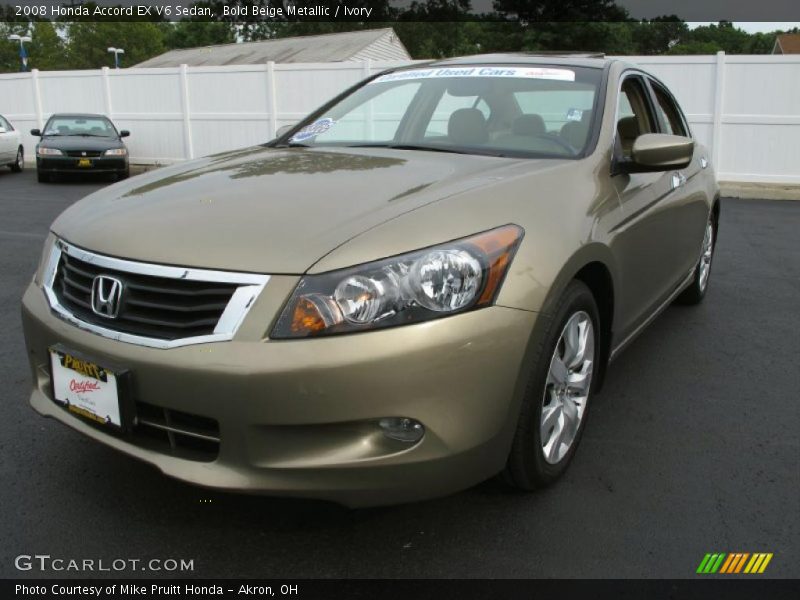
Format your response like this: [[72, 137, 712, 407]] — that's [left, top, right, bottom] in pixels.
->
[[422, 53, 613, 69], [47, 113, 110, 119]]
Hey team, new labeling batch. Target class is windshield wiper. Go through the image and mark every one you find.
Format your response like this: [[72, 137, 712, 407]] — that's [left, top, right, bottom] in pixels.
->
[[347, 143, 471, 155], [274, 142, 309, 148], [350, 143, 515, 157]]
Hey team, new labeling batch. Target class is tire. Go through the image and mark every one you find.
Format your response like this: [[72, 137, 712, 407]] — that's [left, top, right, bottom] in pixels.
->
[[503, 280, 601, 490], [675, 211, 717, 305], [10, 146, 23, 172]]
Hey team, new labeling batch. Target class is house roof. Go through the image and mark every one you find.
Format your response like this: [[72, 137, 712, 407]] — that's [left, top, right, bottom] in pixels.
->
[[135, 28, 408, 67], [774, 33, 800, 54]]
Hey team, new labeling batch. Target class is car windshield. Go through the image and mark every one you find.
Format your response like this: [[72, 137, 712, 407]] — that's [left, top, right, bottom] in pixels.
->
[[44, 116, 117, 138], [281, 65, 602, 158]]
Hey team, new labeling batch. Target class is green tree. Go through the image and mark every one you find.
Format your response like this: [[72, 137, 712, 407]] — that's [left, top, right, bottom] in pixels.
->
[[27, 21, 69, 71], [492, 0, 629, 21], [667, 40, 723, 55], [395, 1, 482, 58], [162, 21, 236, 49], [632, 16, 689, 55], [65, 21, 166, 69], [681, 22, 751, 54], [523, 21, 637, 54]]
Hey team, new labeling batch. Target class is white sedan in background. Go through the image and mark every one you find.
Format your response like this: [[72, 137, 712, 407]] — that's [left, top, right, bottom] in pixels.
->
[[0, 114, 24, 172]]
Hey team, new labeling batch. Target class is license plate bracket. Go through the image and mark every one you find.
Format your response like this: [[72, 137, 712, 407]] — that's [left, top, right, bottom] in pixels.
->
[[49, 344, 134, 432]]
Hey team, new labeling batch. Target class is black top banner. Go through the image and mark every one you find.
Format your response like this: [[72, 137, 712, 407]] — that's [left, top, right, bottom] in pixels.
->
[[1, 1, 799, 23]]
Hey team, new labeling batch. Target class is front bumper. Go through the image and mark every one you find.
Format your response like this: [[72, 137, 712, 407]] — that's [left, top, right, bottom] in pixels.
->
[[22, 279, 540, 507], [36, 156, 128, 173]]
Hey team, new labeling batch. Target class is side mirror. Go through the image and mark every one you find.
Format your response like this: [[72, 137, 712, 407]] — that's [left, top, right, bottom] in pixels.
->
[[119, 130, 130, 138], [30, 128, 42, 137], [625, 133, 694, 172], [275, 124, 295, 138], [0, 127, 6, 134]]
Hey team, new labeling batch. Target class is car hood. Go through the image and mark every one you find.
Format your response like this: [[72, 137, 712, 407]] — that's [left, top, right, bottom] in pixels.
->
[[39, 135, 123, 150], [52, 145, 556, 274]]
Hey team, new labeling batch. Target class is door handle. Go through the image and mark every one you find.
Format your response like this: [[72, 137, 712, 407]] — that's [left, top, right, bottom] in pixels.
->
[[671, 173, 684, 190]]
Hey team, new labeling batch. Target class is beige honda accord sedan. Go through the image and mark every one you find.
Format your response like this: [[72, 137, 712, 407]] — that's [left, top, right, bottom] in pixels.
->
[[22, 55, 719, 506]]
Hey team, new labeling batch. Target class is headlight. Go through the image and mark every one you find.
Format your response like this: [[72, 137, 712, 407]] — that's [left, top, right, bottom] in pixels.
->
[[37, 147, 63, 156], [271, 224, 524, 339], [104, 148, 127, 156]]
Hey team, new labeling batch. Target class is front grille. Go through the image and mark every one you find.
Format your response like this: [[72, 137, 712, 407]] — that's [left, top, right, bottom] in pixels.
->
[[53, 252, 238, 341], [133, 401, 220, 461], [64, 150, 103, 157]]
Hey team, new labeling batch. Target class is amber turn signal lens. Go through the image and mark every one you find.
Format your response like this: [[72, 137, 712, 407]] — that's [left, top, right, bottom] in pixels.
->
[[468, 224, 525, 305], [290, 296, 327, 333]]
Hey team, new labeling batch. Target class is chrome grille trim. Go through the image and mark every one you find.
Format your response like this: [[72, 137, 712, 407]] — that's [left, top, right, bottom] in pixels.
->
[[42, 238, 270, 349]]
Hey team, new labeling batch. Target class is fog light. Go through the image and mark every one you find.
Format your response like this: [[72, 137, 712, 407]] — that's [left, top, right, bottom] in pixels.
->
[[378, 417, 424, 443]]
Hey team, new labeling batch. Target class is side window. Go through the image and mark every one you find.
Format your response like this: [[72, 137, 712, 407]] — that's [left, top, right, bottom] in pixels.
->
[[0, 116, 10, 131], [650, 81, 688, 137], [617, 77, 656, 159]]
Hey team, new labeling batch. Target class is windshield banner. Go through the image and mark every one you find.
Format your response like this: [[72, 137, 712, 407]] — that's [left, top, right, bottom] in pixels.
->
[[370, 67, 576, 85]]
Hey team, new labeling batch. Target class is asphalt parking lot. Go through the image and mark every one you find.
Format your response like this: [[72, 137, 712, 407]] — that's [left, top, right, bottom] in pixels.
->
[[1, 167, 798, 579]]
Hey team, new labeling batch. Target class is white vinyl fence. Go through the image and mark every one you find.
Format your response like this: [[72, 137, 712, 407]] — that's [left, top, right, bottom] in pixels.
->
[[1, 52, 798, 184]]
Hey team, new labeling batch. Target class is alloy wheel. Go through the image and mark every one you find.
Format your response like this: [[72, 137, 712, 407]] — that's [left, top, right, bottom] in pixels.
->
[[698, 219, 714, 291], [541, 311, 595, 465]]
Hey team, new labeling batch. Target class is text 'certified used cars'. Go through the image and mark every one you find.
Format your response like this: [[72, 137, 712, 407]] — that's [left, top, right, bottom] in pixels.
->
[[22, 56, 719, 506]]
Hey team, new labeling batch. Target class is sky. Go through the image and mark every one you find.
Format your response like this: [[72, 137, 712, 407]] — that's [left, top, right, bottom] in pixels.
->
[[466, 0, 800, 26], [692, 22, 800, 34]]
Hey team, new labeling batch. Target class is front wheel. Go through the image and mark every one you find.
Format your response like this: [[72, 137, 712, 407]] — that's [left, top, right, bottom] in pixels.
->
[[675, 212, 717, 305], [10, 146, 23, 172], [503, 280, 600, 490]]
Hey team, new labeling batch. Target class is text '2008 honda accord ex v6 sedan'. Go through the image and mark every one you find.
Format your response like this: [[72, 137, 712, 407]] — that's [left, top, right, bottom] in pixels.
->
[[22, 55, 719, 507]]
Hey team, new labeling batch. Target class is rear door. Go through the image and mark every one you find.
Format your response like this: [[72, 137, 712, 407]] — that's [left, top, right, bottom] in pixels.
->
[[646, 78, 710, 280], [609, 73, 693, 341]]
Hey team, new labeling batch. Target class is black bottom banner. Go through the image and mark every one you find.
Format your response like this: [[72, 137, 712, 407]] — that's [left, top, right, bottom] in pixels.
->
[[4, 579, 799, 600]]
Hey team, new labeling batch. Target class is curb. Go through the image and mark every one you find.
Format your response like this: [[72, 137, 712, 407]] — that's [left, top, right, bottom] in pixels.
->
[[719, 182, 800, 201]]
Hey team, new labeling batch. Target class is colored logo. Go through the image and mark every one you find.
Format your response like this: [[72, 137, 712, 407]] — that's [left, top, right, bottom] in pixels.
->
[[696, 552, 773, 574]]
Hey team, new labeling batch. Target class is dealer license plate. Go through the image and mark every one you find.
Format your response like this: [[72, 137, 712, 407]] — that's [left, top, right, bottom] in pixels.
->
[[49, 347, 122, 428]]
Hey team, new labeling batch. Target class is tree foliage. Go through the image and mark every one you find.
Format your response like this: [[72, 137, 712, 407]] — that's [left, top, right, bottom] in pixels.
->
[[65, 22, 166, 69]]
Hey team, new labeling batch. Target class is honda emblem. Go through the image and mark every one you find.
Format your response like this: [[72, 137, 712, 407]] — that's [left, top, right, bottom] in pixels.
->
[[91, 276, 123, 319]]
